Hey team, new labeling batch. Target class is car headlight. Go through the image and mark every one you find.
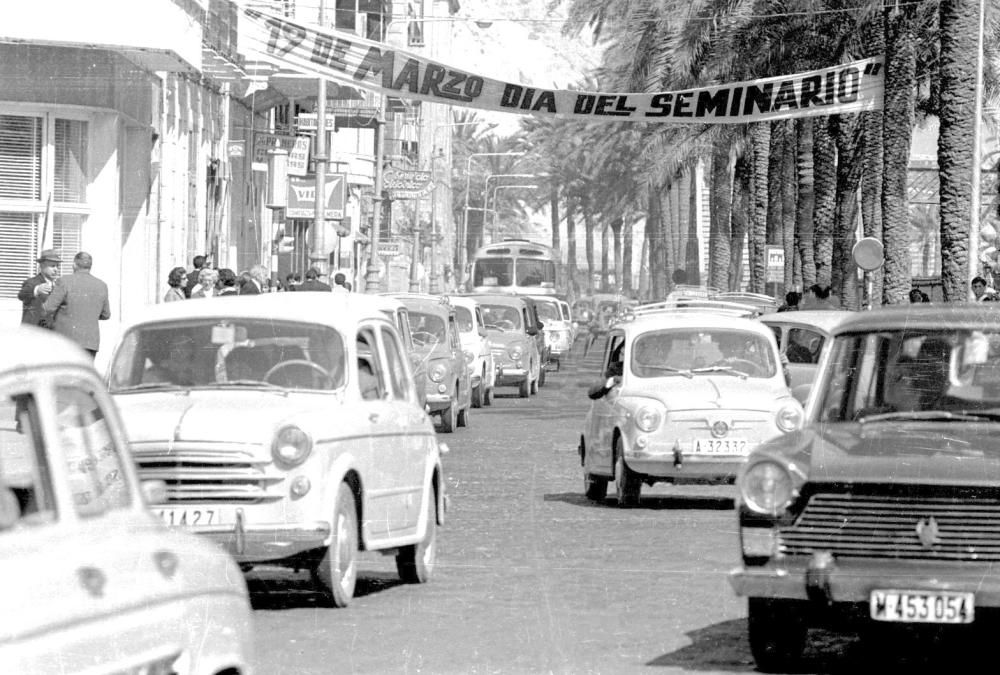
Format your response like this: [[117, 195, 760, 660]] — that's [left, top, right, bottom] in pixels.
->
[[271, 426, 312, 467], [429, 362, 448, 382], [634, 405, 663, 432], [775, 402, 803, 432], [464, 350, 475, 364], [741, 461, 794, 516], [508, 345, 523, 360]]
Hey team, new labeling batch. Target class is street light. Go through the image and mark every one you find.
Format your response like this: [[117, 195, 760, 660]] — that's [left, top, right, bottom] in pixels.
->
[[490, 184, 539, 243], [483, 173, 540, 218], [460, 152, 525, 286]]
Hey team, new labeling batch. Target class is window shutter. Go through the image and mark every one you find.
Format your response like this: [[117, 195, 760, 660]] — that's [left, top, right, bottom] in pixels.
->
[[53, 213, 84, 268], [54, 119, 88, 203], [0, 212, 38, 299], [0, 115, 42, 200]]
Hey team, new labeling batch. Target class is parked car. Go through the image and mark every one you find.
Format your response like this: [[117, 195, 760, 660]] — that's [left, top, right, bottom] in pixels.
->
[[450, 295, 496, 408], [394, 293, 473, 432], [530, 295, 573, 370], [580, 305, 802, 507], [760, 310, 852, 402], [517, 295, 549, 386], [0, 326, 253, 672], [730, 305, 1000, 670], [470, 293, 542, 398], [370, 293, 428, 410], [106, 293, 447, 607]]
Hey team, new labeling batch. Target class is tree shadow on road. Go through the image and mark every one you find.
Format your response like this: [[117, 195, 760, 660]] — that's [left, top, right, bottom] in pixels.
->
[[544, 492, 734, 511], [246, 570, 405, 610]]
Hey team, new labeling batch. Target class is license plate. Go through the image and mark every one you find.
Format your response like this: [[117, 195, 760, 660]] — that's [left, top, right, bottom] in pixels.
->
[[157, 508, 221, 527], [870, 590, 975, 624], [691, 438, 749, 454]]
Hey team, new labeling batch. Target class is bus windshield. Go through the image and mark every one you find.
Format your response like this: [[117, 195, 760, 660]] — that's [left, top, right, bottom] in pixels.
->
[[473, 258, 512, 287], [516, 259, 556, 287]]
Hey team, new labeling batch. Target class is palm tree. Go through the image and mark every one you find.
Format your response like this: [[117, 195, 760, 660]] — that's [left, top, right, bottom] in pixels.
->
[[709, 139, 733, 290], [832, 113, 863, 308], [813, 117, 837, 287], [749, 121, 770, 293], [796, 118, 816, 287]]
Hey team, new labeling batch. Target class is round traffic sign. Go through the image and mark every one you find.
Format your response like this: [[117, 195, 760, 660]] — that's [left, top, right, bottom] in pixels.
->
[[852, 237, 885, 271]]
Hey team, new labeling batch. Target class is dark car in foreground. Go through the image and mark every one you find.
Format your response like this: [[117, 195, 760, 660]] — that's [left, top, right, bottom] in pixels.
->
[[730, 305, 1000, 671]]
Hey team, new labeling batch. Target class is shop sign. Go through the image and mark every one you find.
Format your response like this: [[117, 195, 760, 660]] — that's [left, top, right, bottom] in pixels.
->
[[286, 173, 347, 219]]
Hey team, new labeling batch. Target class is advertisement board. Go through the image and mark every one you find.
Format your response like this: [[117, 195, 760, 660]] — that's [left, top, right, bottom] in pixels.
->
[[286, 173, 347, 219]]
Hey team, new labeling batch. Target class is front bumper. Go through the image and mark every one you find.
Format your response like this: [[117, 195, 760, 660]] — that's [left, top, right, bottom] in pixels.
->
[[496, 367, 528, 386], [730, 556, 1000, 608], [425, 392, 454, 412], [193, 512, 331, 562]]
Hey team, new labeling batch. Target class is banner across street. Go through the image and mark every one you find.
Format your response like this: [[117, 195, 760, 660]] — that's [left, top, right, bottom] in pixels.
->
[[241, 8, 884, 124]]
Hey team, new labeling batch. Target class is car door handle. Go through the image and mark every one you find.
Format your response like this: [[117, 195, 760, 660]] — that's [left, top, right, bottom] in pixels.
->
[[77, 566, 106, 598], [369, 413, 380, 424], [154, 550, 179, 579]]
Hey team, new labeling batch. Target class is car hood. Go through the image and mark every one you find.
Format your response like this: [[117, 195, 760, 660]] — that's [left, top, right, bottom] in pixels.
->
[[487, 330, 527, 348], [623, 377, 793, 412], [760, 422, 1000, 485], [113, 389, 332, 446]]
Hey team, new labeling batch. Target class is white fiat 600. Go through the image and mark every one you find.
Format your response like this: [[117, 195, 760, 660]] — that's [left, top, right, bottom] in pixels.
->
[[107, 293, 446, 607], [579, 303, 803, 507], [0, 327, 252, 673]]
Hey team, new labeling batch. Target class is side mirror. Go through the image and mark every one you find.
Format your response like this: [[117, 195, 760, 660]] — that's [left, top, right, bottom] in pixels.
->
[[605, 362, 623, 378], [526, 327, 539, 336], [587, 377, 616, 400], [538, 321, 545, 330], [142, 479, 168, 505], [478, 326, 488, 338]]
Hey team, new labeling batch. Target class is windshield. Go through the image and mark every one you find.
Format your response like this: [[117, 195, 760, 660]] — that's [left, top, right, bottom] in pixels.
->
[[515, 259, 556, 287], [109, 319, 346, 392], [631, 329, 777, 379], [534, 300, 561, 322], [481, 304, 522, 330], [819, 329, 1000, 423], [454, 306, 475, 333], [410, 312, 447, 345], [473, 258, 512, 287]]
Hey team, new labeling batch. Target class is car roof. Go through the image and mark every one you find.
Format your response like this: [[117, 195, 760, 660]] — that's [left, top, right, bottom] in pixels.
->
[[366, 294, 405, 311], [120, 293, 391, 331], [463, 293, 527, 307], [448, 296, 480, 310], [619, 312, 777, 338], [832, 304, 1000, 335], [393, 294, 454, 316], [760, 310, 854, 333], [0, 326, 96, 371]]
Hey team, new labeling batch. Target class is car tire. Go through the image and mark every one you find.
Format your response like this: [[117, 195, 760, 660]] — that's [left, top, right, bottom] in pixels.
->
[[439, 403, 457, 433], [539, 365, 547, 387], [747, 598, 807, 672], [614, 442, 641, 507], [472, 382, 484, 408], [484, 386, 494, 406], [314, 486, 358, 608], [530, 372, 539, 395], [518, 377, 530, 398], [396, 487, 437, 584], [584, 470, 608, 502], [457, 404, 470, 427]]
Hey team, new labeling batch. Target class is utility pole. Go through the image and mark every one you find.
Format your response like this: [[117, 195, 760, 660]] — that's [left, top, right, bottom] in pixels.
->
[[365, 95, 386, 292], [311, 0, 328, 277]]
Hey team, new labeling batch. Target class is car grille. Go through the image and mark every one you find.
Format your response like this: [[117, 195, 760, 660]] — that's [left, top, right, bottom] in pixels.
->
[[779, 492, 1000, 562], [132, 444, 284, 505]]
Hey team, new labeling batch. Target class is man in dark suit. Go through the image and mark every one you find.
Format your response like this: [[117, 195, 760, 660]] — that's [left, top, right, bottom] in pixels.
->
[[18, 249, 61, 327], [297, 267, 332, 292], [42, 251, 111, 358], [184, 255, 207, 299]]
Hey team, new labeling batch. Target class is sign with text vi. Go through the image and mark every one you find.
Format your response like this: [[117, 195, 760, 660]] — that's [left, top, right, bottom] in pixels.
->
[[286, 173, 347, 219]]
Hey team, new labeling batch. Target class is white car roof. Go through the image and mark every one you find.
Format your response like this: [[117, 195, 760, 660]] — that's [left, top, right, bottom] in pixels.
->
[[448, 296, 480, 311], [619, 312, 777, 339], [119, 293, 391, 332], [760, 310, 853, 333], [1, 325, 96, 371]]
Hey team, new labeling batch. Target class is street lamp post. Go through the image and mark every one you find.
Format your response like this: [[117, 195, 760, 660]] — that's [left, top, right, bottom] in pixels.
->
[[483, 172, 538, 224], [460, 151, 525, 287], [490, 184, 539, 242]]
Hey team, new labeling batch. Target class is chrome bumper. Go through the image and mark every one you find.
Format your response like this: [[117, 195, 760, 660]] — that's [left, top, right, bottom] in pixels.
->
[[194, 509, 331, 562]]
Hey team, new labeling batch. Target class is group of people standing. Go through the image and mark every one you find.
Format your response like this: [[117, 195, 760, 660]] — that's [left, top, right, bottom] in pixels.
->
[[164, 256, 351, 303], [19, 248, 110, 358]]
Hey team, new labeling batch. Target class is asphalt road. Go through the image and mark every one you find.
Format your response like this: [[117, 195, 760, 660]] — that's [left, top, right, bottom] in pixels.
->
[[245, 339, 978, 674]]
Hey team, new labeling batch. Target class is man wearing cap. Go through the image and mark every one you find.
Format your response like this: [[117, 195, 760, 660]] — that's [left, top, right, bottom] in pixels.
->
[[42, 251, 110, 358], [17, 249, 61, 328]]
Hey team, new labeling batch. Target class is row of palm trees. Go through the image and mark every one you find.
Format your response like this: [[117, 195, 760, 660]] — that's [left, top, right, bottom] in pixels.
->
[[451, 0, 998, 304]]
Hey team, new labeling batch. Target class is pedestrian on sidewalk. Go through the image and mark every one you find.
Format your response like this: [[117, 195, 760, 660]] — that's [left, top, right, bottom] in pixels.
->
[[184, 255, 207, 298], [298, 267, 332, 292], [42, 252, 110, 359], [164, 266, 187, 303], [18, 248, 61, 327]]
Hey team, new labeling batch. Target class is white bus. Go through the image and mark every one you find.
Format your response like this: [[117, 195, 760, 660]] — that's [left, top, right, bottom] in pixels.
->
[[468, 239, 560, 296]]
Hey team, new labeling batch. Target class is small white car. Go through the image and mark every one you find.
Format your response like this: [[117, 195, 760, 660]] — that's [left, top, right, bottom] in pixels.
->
[[449, 296, 496, 407], [579, 305, 803, 506], [0, 326, 253, 673], [529, 295, 573, 370], [106, 293, 447, 607]]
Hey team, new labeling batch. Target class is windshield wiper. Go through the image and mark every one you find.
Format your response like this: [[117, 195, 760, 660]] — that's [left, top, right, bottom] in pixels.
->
[[858, 410, 996, 424], [638, 365, 693, 379], [115, 382, 188, 393], [691, 366, 749, 379], [216, 380, 288, 393]]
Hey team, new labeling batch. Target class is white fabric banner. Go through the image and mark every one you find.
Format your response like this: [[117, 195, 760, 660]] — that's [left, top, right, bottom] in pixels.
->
[[241, 8, 884, 124]]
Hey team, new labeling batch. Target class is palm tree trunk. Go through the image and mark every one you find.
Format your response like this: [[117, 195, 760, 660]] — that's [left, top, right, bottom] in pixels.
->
[[709, 142, 732, 290], [861, 13, 885, 304], [938, 0, 979, 301], [813, 117, 837, 287], [638, 227, 650, 301], [611, 217, 623, 292], [882, 3, 917, 304], [832, 113, 863, 309], [730, 154, 751, 291], [649, 188, 667, 300], [566, 195, 578, 298], [623, 217, 634, 293], [686, 168, 701, 284], [750, 122, 770, 293], [781, 121, 798, 292], [600, 221, 611, 291], [584, 198, 596, 294], [549, 183, 560, 254], [796, 118, 817, 287], [767, 120, 785, 247]]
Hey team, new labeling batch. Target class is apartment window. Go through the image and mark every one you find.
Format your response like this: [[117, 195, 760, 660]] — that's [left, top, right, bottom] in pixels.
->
[[407, 0, 424, 46], [0, 113, 90, 300]]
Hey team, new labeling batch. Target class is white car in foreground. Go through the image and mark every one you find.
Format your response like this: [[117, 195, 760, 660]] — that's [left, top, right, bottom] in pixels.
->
[[0, 327, 252, 673]]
